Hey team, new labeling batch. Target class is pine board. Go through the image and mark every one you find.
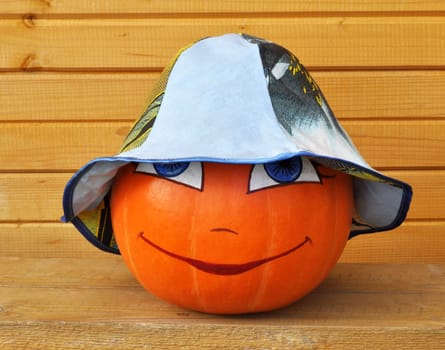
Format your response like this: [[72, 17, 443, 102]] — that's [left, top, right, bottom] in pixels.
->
[[340, 220, 445, 263], [1, 120, 443, 170], [1, 17, 444, 70], [0, 3, 444, 348], [1, 0, 445, 15], [0, 258, 443, 349], [0, 1, 443, 267], [1, 70, 444, 121], [0, 221, 444, 263], [0, 170, 442, 222]]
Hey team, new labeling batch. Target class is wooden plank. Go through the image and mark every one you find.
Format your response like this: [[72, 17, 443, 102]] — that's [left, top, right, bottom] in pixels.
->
[[0, 72, 156, 121], [319, 70, 445, 119], [1, 257, 443, 293], [0, 121, 130, 171], [343, 120, 445, 169], [0, 223, 105, 259], [1, 0, 445, 15], [1, 221, 444, 263], [1, 17, 444, 70], [0, 170, 443, 222], [0, 259, 443, 349], [1, 120, 444, 170], [0, 320, 443, 350], [1, 70, 444, 121], [340, 220, 445, 263], [0, 173, 71, 222]]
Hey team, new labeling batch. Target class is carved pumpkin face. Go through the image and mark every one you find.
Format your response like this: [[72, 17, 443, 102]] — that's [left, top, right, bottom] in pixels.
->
[[111, 159, 353, 314]]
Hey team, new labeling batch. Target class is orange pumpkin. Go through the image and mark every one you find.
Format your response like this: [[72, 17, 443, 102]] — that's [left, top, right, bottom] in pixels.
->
[[111, 160, 353, 314]]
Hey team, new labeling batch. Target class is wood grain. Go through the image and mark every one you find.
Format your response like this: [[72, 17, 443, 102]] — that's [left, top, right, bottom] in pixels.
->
[[0, 2, 444, 348], [0, 121, 130, 171], [340, 220, 445, 263], [0, 321, 443, 350], [1, 17, 444, 70], [1, 120, 443, 170], [1, 70, 444, 121], [0, 223, 103, 259], [1, 0, 445, 15], [0, 170, 442, 222], [0, 258, 443, 349], [1, 221, 444, 263], [0, 1, 443, 266]]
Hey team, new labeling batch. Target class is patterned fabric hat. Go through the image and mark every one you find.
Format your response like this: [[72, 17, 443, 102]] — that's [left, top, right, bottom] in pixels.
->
[[62, 33, 412, 254]]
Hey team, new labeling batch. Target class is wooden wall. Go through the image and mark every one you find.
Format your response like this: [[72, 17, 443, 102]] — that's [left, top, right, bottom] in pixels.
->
[[0, 1, 444, 262]]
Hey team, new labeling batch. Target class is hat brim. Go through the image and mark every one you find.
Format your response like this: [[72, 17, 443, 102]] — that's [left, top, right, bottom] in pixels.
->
[[62, 153, 412, 254]]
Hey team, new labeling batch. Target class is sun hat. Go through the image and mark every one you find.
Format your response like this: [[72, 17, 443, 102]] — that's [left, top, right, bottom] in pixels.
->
[[62, 33, 412, 254]]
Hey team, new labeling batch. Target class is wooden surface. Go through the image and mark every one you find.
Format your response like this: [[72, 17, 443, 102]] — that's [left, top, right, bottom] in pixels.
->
[[2, 1, 445, 14], [0, 257, 443, 349], [0, 2, 444, 349], [0, 2, 444, 261], [2, 71, 444, 121], [2, 17, 444, 69]]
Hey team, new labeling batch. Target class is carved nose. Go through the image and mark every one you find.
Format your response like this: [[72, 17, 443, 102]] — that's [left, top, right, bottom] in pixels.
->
[[210, 227, 239, 235]]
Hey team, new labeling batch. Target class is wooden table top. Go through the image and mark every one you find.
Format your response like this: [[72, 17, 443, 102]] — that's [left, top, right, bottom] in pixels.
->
[[0, 257, 443, 349]]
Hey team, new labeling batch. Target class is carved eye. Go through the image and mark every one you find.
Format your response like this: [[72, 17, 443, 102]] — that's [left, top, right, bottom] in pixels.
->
[[249, 157, 321, 192], [136, 162, 203, 190]]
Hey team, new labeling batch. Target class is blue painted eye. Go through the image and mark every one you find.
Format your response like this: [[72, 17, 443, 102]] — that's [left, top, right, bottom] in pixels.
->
[[249, 157, 320, 192], [153, 162, 190, 177], [136, 162, 203, 190], [264, 156, 302, 183]]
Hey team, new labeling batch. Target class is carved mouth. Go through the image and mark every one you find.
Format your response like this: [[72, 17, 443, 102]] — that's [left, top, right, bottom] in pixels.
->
[[138, 232, 312, 275]]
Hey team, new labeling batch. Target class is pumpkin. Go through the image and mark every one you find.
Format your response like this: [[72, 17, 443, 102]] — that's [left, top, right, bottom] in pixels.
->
[[110, 159, 353, 314]]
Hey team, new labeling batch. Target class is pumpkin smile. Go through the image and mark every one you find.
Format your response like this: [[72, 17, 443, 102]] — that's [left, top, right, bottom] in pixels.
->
[[138, 232, 312, 275]]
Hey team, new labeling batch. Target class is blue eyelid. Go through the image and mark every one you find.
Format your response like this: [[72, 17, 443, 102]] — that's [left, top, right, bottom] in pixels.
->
[[264, 156, 302, 183], [153, 162, 190, 177]]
